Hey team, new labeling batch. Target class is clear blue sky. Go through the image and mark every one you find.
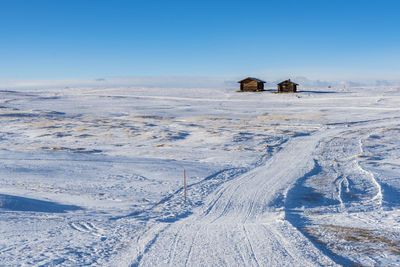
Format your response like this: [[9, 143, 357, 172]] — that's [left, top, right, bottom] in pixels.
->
[[1, 0, 399, 80]]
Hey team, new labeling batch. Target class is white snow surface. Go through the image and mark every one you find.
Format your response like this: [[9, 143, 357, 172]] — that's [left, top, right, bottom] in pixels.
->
[[0, 86, 399, 266]]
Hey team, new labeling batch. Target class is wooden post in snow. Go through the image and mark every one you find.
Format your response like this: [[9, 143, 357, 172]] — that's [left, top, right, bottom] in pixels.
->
[[184, 169, 187, 203]]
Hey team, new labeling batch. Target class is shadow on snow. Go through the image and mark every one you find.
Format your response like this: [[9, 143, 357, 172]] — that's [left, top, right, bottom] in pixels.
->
[[0, 194, 83, 213]]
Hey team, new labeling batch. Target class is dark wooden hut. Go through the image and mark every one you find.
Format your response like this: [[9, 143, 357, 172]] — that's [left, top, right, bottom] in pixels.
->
[[277, 79, 298, 93], [238, 77, 266, 92]]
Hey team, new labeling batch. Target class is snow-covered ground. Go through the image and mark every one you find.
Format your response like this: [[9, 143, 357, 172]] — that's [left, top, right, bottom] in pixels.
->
[[0, 85, 399, 266]]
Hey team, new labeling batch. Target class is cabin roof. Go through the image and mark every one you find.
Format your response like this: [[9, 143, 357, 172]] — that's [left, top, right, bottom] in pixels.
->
[[278, 79, 298, 85], [238, 77, 266, 83]]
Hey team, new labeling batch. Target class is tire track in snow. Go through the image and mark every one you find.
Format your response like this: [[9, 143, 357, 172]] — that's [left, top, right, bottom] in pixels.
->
[[130, 223, 171, 267], [242, 225, 260, 267], [266, 225, 298, 262], [357, 136, 383, 204], [183, 227, 199, 266], [209, 176, 250, 223], [166, 224, 184, 266]]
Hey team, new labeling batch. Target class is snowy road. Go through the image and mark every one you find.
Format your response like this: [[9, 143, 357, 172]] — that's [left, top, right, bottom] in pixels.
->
[[133, 130, 338, 266]]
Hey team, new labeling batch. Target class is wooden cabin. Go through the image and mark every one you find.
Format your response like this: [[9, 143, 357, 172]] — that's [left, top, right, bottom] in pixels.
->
[[238, 77, 266, 92], [277, 79, 298, 93]]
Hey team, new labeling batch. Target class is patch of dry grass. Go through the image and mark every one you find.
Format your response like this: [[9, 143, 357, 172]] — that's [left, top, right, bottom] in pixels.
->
[[303, 224, 400, 256]]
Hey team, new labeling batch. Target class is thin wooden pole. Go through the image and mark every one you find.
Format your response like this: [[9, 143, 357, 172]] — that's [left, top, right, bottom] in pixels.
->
[[184, 169, 187, 203]]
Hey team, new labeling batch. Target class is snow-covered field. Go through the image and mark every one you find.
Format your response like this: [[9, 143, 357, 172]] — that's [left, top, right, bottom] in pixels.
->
[[0, 85, 399, 266]]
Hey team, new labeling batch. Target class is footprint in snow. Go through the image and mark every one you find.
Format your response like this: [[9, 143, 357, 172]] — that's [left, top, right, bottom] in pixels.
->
[[69, 221, 106, 240]]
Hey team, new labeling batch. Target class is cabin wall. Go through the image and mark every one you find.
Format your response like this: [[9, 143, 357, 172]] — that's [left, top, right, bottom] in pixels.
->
[[278, 83, 297, 93], [241, 80, 261, 91]]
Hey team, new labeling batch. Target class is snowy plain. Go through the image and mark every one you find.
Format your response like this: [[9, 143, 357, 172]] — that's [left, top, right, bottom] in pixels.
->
[[0, 84, 399, 266]]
